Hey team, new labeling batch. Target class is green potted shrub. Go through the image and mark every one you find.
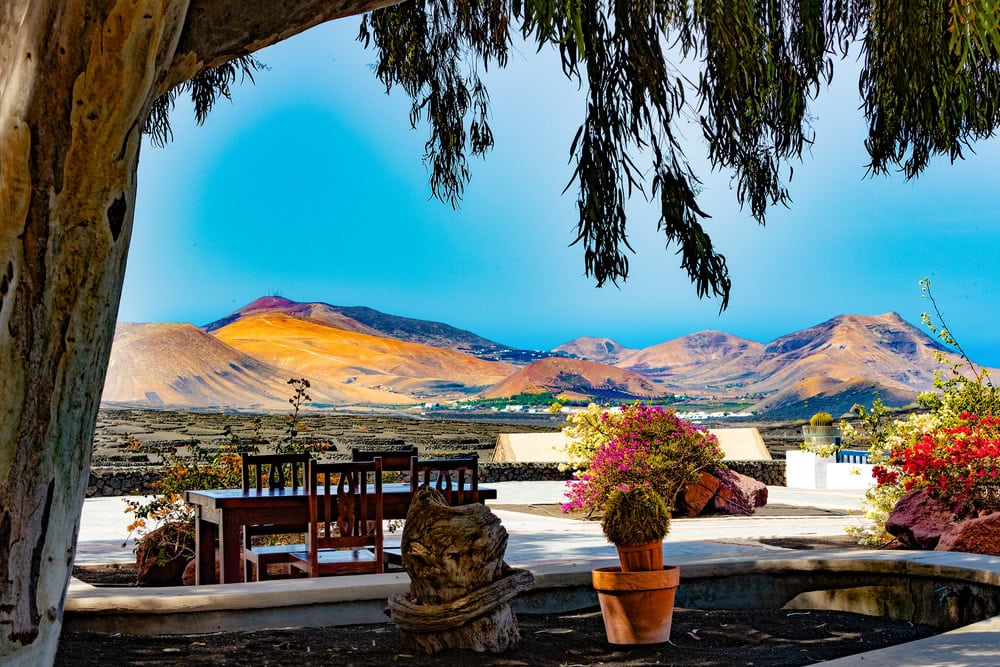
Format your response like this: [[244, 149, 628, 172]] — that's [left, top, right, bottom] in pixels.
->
[[593, 485, 680, 645], [601, 486, 671, 572]]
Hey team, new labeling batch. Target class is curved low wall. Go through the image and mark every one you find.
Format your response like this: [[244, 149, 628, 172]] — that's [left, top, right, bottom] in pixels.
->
[[66, 551, 1000, 636], [86, 460, 786, 498]]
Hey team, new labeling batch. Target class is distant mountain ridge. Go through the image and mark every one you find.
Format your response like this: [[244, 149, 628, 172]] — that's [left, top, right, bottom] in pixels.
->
[[104, 297, 974, 417], [203, 296, 513, 359]]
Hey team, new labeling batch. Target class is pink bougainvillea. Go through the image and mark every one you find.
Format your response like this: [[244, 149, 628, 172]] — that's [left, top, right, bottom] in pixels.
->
[[562, 404, 724, 514]]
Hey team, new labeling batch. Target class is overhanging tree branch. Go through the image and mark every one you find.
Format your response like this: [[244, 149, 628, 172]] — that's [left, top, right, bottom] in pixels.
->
[[162, 0, 406, 93]]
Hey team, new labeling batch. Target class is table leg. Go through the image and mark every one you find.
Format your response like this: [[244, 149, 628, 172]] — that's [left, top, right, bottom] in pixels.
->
[[219, 512, 243, 584], [194, 506, 217, 585]]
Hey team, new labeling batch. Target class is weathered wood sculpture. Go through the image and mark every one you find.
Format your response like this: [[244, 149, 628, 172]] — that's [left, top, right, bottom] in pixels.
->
[[387, 487, 535, 654]]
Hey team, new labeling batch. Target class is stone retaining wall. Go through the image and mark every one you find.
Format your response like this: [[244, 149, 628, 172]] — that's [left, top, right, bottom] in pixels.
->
[[726, 460, 786, 486], [87, 460, 786, 498], [88, 469, 161, 497]]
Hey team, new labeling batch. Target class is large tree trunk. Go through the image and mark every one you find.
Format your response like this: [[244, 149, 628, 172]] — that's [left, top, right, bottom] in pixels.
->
[[0, 1, 399, 663], [0, 3, 183, 663]]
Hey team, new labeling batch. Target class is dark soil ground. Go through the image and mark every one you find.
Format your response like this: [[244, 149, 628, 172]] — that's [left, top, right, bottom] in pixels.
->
[[56, 606, 936, 666], [65, 529, 923, 667]]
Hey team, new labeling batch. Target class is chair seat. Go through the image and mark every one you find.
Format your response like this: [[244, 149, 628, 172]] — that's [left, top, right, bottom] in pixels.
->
[[246, 544, 305, 558], [243, 543, 306, 581], [288, 548, 379, 574]]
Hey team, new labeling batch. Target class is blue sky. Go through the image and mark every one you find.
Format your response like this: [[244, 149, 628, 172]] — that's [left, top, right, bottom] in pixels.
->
[[121, 17, 1000, 367]]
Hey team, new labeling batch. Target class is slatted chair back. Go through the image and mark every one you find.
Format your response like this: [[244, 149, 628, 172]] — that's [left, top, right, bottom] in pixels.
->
[[301, 458, 384, 576], [241, 453, 313, 492], [351, 446, 418, 473], [411, 453, 479, 505]]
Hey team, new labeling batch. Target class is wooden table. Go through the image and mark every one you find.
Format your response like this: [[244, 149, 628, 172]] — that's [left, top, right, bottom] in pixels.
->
[[184, 484, 497, 584]]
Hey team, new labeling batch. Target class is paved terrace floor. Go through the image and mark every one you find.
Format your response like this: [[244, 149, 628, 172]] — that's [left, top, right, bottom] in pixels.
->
[[71, 483, 1000, 666], [74, 482, 868, 566]]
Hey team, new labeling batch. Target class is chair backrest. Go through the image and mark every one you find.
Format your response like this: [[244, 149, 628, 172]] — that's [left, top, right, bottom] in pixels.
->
[[411, 454, 479, 505], [241, 453, 313, 492], [307, 459, 383, 567], [351, 446, 417, 472]]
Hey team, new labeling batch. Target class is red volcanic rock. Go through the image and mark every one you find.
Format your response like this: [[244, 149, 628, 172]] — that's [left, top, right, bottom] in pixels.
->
[[886, 489, 960, 549], [936, 512, 1000, 556], [135, 523, 194, 587], [712, 469, 768, 516], [181, 551, 227, 585], [676, 472, 721, 517]]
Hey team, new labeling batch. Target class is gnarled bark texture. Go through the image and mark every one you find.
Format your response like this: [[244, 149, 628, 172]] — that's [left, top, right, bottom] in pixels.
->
[[0, 1, 397, 663], [388, 488, 535, 654]]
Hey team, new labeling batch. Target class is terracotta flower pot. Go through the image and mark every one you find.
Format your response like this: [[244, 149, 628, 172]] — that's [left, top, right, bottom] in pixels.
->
[[592, 565, 680, 645], [615, 540, 664, 572]]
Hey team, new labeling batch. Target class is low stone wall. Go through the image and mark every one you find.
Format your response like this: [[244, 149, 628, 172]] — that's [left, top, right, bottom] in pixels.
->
[[479, 462, 574, 483], [725, 460, 786, 486], [88, 468, 161, 497], [86, 460, 785, 497]]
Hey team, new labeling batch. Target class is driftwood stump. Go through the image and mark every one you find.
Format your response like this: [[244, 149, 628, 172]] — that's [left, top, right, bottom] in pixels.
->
[[387, 487, 535, 654]]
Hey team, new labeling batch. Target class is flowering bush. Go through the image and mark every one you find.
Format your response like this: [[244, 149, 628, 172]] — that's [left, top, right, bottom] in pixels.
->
[[562, 404, 724, 515], [124, 439, 248, 560], [844, 405, 940, 544], [874, 413, 1000, 503], [846, 278, 1000, 544], [558, 403, 623, 471]]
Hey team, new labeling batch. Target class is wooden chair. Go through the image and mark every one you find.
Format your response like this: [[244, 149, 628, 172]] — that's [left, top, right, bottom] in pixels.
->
[[353, 448, 418, 569], [241, 453, 313, 582], [351, 446, 418, 474], [242, 452, 312, 491], [411, 453, 480, 506], [288, 459, 384, 577]]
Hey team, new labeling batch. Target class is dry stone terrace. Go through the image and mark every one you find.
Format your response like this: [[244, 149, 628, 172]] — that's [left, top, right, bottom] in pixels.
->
[[91, 408, 565, 467], [87, 409, 789, 497], [92, 408, 810, 465]]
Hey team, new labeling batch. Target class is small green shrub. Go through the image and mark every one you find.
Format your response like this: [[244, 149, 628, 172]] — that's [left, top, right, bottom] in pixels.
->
[[601, 486, 671, 546], [809, 412, 834, 427]]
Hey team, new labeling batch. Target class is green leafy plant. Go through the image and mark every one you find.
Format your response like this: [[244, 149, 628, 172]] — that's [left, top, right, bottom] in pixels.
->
[[601, 486, 671, 546]]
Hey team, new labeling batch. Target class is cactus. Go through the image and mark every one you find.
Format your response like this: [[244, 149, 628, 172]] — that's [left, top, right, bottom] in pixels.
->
[[601, 486, 671, 546], [810, 411, 834, 427]]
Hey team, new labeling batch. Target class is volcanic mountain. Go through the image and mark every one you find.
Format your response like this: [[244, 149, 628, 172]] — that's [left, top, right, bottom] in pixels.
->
[[104, 297, 976, 416], [204, 296, 510, 359], [482, 357, 667, 402], [211, 313, 516, 399], [545, 312, 970, 416], [616, 331, 764, 387], [102, 323, 356, 409], [553, 337, 635, 365]]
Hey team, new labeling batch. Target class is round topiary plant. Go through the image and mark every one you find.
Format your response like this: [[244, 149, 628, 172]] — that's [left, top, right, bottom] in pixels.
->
[[601, 486, 671, 546], [810, 412, 834, 427]]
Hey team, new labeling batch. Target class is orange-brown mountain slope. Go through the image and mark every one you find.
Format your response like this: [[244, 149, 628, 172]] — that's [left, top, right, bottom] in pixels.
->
[[204, 296, 510, 359], [616, 331, 764, 390], [211, 313, 516, 400], [742, 312, 954, 397], [609, 313, 959, 404], [102, 323, 356, 409], [482, 357, 668, 401], [553, 337, 635, 365]]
